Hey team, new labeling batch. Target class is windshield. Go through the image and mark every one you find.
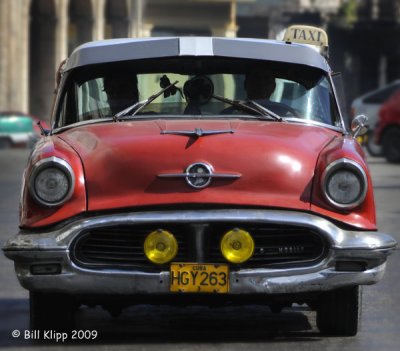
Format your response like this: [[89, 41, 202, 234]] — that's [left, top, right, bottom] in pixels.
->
[[56, 57, 341, 128]]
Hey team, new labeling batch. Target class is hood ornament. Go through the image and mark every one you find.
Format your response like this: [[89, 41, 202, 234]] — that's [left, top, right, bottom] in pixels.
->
[[158, 162, 241, 189], [161, 128, 234, 138], [185, 163, 213, 188]]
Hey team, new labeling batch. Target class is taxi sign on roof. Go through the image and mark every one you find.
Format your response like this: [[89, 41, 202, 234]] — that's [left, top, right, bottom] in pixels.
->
[[284, 25, 328, 48]]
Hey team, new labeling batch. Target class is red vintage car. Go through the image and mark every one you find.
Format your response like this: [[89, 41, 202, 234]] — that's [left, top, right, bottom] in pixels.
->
[[374, 89, 400, 162], [3, 26, 396, 336]]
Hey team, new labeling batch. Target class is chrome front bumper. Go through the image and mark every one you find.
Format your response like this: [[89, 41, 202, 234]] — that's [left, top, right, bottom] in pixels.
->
[[3, 209, 397, 295]]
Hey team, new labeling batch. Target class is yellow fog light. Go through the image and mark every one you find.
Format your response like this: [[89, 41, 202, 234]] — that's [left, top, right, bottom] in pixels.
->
[[144, 229, 178, 264], [220, 228, 254, 264]]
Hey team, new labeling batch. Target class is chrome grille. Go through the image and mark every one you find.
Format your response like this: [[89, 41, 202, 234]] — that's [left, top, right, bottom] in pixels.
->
[[71, 223, 326, 270]]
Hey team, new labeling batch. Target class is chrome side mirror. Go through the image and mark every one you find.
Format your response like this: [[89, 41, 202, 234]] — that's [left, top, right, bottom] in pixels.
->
[[351, 115, 368, 138]]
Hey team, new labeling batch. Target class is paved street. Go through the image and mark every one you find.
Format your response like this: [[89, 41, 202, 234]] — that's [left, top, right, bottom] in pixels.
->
[[0, 148, 399, 350]]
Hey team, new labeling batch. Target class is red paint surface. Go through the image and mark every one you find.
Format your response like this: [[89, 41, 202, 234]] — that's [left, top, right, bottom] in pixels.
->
[[59, 120, 333, 209]]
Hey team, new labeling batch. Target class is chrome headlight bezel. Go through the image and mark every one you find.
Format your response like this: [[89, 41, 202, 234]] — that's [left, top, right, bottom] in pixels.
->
[[29, 157, 75, 207], [321, 158, 368, 210]]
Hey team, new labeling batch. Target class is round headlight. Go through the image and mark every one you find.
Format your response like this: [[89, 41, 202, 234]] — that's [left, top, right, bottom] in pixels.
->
[[322, 158, 368, 210], [29, 157, 74, 207], [144, 229, 178, 264], [220, 228, 254, 264]]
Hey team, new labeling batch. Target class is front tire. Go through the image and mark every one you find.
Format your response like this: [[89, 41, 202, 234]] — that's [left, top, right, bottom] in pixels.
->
[[30, 292, 76, 331], [316, 286, 362, 336]]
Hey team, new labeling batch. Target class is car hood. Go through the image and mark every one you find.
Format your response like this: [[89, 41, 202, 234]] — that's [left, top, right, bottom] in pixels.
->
[[58, 119, 338, 212]]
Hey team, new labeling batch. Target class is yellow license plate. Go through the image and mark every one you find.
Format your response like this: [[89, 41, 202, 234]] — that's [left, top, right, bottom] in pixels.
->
[[170, 263, 229, 293]]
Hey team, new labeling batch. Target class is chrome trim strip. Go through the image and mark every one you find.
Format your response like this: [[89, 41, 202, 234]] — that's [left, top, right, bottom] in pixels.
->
[[282, 117, 345, 133], [52, 118, 114, 134], [161, 128, 234, 137], [158, 173, 241, 178], [328, 71, 348, 131]]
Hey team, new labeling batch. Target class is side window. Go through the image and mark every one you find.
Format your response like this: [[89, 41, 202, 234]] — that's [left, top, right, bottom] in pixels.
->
[[364, 84, 400, 104]]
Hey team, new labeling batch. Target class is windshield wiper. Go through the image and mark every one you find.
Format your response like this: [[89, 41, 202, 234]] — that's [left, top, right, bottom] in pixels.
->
[[246, 100, 282, 121], [213, 95, 282, 121], [113, 81, 179, 121]]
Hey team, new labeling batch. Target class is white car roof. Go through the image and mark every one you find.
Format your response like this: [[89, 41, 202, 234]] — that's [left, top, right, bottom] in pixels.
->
[[65, 37, 330, 72]]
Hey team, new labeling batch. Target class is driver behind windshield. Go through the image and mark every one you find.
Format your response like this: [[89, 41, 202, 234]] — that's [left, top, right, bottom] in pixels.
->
[[103, 73, 139, 115], [244, 70, 299, 118], [244, 70, 276, 100]]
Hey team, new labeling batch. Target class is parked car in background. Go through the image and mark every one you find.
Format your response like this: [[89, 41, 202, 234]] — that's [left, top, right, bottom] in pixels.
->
[[0, 111, 49, 148], [351, 80, 400, 156], [374, 90, 400, 162], [3, 26, 396, 337]]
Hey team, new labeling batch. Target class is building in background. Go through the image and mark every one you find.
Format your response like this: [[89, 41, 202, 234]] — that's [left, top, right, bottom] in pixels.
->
[[0, 0, 399, 121], [329, 0, 400, 111], [0, 0, 248, 120]]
